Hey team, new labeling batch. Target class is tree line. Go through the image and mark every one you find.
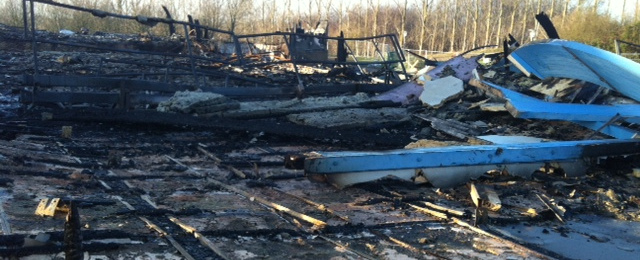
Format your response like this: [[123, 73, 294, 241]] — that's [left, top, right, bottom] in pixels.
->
[[2, 0, 640, 54]]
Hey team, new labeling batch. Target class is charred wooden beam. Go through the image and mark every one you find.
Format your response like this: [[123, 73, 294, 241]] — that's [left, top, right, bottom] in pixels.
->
[[535, 12, 560, 39], [206, 178, 328, 230], [51, 108, 411, 147], [64, 202, 83, 260]]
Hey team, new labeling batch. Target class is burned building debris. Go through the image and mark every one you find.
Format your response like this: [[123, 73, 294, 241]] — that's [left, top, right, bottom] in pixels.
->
[[1, 1, 640, 259]]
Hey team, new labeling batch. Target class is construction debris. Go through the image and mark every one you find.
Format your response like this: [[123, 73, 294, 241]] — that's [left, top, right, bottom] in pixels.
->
[[508, 39, 640, 102], [157, 91, 239, 114], [469, 183, 502, 212], [2, 2, 640, 259]]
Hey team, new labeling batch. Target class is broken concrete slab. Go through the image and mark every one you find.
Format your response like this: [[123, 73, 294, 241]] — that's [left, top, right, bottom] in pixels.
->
[[157, 91, 239, 114], [374, 55, 479, 105], [419, 76, 464, 108], [286, 107, 410, 129]]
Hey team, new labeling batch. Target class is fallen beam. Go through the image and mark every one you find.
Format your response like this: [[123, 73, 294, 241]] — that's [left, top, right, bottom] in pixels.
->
[[304, 139, 640, 187]]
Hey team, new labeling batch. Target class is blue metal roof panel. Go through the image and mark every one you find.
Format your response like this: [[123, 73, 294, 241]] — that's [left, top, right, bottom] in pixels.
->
[[508, 39, 640, 102]]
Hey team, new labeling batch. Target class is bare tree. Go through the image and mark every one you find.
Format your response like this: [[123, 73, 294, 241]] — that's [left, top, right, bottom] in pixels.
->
[[417, 0, 431, 51], [520, 0, 530, 43], [562, 0, 570, 27], [472, 0, 479, 48], [495, 0, 503, 46], [226, 0, 253, 33], [633, 0, 639, 23], [393, 0, 408, 47], [484, 0, 493, 46], [461, 1, 471, 51], [450, 0, 458, 51]]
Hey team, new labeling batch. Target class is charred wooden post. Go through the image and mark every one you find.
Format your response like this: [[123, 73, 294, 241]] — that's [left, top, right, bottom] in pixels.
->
[[337, 31, 347, 62], [161, 5, 175, 35], [182, 24, 198, 80], [194, 19, 202, 41], [231, 35, 245, 65], [535, 12, 560, 39], [29, 0, 38, 75], [64, 202, 82, 260], [282, 34, 305, 96], [117, 81, 130, 110], [187, 15, 195, 35], [22, 0, 28, 38]]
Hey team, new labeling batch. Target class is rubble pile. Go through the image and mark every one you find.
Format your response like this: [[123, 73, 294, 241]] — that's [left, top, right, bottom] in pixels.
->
[[1, 2, 640, 259], [157, 90, 239, 114]]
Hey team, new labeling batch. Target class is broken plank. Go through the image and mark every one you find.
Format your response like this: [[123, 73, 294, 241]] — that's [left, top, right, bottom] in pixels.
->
[[470, 183, 502, 212], [536, 193, 565, 223], [206, 178, 327, 230], [139, 216, 196, 260], [414, 115, 480, 140], [169, 217, 230, 260]]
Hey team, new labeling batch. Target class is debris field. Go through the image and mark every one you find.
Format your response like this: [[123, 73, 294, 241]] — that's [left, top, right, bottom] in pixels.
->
[[1, 1, 640, 259]]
